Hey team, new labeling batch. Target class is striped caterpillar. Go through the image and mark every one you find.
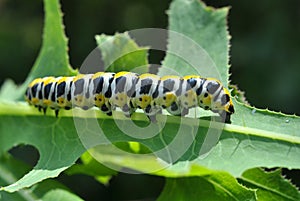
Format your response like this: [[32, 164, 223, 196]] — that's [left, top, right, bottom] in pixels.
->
[[25, 71, 234, 123]]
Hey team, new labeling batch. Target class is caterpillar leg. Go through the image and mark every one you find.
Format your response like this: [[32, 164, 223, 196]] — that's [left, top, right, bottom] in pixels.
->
[[81, 105, 92, 110], [49, 107, 60, 117], [36, 106, 47, 115], [167, 102, 189, 116], [122, 104, 136, 118], [42, 107, 47, 115], [147, 115, 157, 123], [55, 109, 59, 117], [101, 104, 112, 116], [145, 104, 161, 122], [181, 107, 189, 116], [166, 102, 181, 116]]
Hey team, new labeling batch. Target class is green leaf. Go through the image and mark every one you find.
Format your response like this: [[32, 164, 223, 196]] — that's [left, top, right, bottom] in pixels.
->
[[83, 109, 300, 177], [158, 167, 256, 201], [1, 100, 300, 192], [26, 0, 76, 79], [0, 79, 24, 102], [95, 32, 149, 73], [0, 113, 86, 192], [238, 168, 300, 201], [231, 100, 299, 135], [161, 0, 230, 87], [0, 0, 76, 102], [0, 153, 83, 201], [41, 189, 83, 201]]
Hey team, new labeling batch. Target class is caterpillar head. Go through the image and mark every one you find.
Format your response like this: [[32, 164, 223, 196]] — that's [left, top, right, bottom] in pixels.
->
[[211, 88, 235, 123], [220, 88, 234, 115]]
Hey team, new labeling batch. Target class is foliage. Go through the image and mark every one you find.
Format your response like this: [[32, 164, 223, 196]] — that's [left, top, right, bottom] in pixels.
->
[[0, 0, 299, 200]]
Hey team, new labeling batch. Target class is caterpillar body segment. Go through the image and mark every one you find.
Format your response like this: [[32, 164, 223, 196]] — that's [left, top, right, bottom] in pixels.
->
[[91, 72, 115, 116], [110, 72, 139, 117], [131, 73, 161, 120], [25, 71, 234, 123], [55, 76, 74, 110]]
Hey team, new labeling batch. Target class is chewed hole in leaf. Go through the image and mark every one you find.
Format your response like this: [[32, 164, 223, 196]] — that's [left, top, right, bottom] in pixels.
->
[[9, 145, 40, 167]]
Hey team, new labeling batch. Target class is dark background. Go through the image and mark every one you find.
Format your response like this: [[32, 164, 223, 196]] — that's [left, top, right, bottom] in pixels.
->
[[1, 0, 300, 200]]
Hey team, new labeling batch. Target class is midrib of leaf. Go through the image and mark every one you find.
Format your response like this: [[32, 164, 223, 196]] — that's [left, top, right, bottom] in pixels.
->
[[239, 177, 296, 201], [226, 124, 300, 144]]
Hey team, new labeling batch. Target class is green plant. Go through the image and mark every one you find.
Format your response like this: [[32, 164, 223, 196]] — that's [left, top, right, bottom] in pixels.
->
[[0, 0, 299, 200]]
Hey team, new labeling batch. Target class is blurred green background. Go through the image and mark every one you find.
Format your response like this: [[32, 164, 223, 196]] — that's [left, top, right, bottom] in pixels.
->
[[1, 0, 300, 200]]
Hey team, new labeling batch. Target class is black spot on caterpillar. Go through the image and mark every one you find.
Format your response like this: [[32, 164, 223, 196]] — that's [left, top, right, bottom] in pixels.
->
[[25, 71, 234, 123]]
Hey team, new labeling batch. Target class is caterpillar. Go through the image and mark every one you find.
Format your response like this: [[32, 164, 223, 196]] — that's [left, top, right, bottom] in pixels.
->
[[25, 71, 235, 123]]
